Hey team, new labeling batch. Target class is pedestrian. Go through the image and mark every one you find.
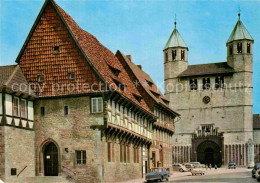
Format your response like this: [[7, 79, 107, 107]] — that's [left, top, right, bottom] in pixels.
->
[[209, 163, 212, 170], [206, 164, 208, 171], [215, 164, 218, 170]]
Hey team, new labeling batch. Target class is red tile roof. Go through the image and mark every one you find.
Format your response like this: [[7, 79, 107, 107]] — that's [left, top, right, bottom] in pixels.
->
[[16, 0, 152, 113], [0, 65, 35, 96], [116, 51, 179, 116]]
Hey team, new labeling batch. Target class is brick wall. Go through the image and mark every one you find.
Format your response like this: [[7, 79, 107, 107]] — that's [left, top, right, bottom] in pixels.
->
[[34, 96, 104, 182], [19, 2, 101, 97], [3, 126, 35, 183]]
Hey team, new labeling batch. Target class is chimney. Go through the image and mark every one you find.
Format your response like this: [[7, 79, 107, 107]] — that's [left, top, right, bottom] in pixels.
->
[[126, 55, 132, 62], [137, 65, 142, 70]]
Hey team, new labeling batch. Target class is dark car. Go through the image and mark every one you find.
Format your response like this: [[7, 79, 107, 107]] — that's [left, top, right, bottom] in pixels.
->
[[145, 167, 170, 182], [228, 162, 236, 169], [252, 163, 260, 178]]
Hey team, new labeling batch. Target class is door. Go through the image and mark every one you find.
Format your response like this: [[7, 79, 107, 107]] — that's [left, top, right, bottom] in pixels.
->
[[44, 142, 58, 176]]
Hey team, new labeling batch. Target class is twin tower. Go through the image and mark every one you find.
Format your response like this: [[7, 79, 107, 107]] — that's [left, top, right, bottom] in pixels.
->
[[164, 13, 254, 87]]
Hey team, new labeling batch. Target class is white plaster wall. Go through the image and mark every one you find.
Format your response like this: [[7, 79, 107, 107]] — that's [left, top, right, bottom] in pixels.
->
[[28, 101, 34, 121], [5, 94, 12, 116]]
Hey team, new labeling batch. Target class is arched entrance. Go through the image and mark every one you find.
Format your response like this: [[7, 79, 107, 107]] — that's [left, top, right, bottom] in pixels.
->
[[44, 142, 59, 176], [197, 141, 222, 167]]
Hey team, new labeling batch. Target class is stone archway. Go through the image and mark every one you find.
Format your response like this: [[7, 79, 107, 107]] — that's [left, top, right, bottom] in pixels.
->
[[38, 139, 61, 176], [197, 140, 222, 167]]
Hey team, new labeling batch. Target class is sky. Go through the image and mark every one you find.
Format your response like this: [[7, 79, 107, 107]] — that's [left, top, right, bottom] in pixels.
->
[[0, 0, 260, 113]]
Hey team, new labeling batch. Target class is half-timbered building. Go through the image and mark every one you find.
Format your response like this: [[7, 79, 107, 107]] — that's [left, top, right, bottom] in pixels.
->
[[0, 0, 179, 182]]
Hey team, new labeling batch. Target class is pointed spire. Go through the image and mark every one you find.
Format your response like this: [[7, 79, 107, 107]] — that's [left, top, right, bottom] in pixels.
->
[[227, 11, 254, 43], [164, 16, 188, 50]]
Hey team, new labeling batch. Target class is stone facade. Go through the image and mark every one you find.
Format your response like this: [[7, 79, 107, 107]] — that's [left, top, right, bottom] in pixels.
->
[[2, 126, 35, 183], [164, 16, 257, 167]]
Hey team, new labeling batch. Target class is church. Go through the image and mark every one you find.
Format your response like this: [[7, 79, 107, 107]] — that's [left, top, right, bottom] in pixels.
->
[[164, 12, 260, 168]]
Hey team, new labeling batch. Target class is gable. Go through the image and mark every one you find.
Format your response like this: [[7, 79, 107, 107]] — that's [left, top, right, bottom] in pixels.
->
[[18, 1, 102, 97]]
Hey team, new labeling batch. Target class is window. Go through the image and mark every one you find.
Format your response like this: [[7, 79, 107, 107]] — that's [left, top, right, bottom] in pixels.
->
[[69, 72, 75, 80], [247, 43, 251, 54], [127, 145, 130, 163], [229, 45, 233, 55], [91, 97, 103, 113], [41, 106, 45, 116], [108, 142, 112, 162], [172, 50, 177, 60], [38, 75, 44, 83], [64, 106, 68, 115], [13, 97, 19, 116], [53, 46, 60, 52], [237, 42, 242, 53], [109, 66, 121, 77], [181, 50, 185, 60], [133, 94, 142, 102], [21, 99, 27, 118], [120, 144, 124, 162], [215, 76, 224, 89], [134, 147, 139, 163], [202, 78, 211, 90], [190, 79, 198, 90], [165, 52, 168, 62], [76, 150, 86, 164]]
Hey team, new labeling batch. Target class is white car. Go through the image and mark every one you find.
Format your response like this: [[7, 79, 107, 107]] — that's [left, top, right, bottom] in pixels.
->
[[256, 169, 260, 182], [173, 163, 188, 172], [191, 168, 205, 176]]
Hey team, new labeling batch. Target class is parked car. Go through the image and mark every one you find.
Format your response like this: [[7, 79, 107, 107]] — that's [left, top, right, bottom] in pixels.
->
[[184, 163, 194, 171], [256, 169, 260, 182], [173, 163, 188, 172], [145, 167, 170, 182], [252, 163, 260, 178], [228, 162, 236, 169], [189, 162, 201, 168], [191, 168, 205, 176]]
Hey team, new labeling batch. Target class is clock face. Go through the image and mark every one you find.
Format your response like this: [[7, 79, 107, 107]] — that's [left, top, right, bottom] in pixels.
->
[[203, 96, 211, 104]]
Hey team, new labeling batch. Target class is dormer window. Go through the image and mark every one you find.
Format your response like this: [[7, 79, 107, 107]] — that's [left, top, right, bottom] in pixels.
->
[[237, 42, 242, 53], [229, 45, 233, 55], [69, 72, 75, 80], [53, 46, 60, 52], [133, 93, 142, 102], [146, 80, 153, 87], [181, 50, 185, 60], [172, 50, 177, 60], [247, 43, 251, 54], [109, 66, 120, 77], [38, 75, 44, 83], [113, 79, 126, 91], [165, 52, 168, 62]]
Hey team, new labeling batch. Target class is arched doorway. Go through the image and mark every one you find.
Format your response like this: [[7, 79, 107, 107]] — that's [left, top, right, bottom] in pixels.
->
[[44, 142, 58, 176], [197, 141, 222, 167]]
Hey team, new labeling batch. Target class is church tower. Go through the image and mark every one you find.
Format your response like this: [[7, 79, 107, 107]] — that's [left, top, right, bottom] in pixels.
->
[[226, 13, 254, 167], [164, 21, 188, 97], [227, 12, 254, 72]]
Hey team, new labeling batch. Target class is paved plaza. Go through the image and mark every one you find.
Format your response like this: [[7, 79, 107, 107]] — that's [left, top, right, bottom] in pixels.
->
[[119, 168, 255, 183]]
